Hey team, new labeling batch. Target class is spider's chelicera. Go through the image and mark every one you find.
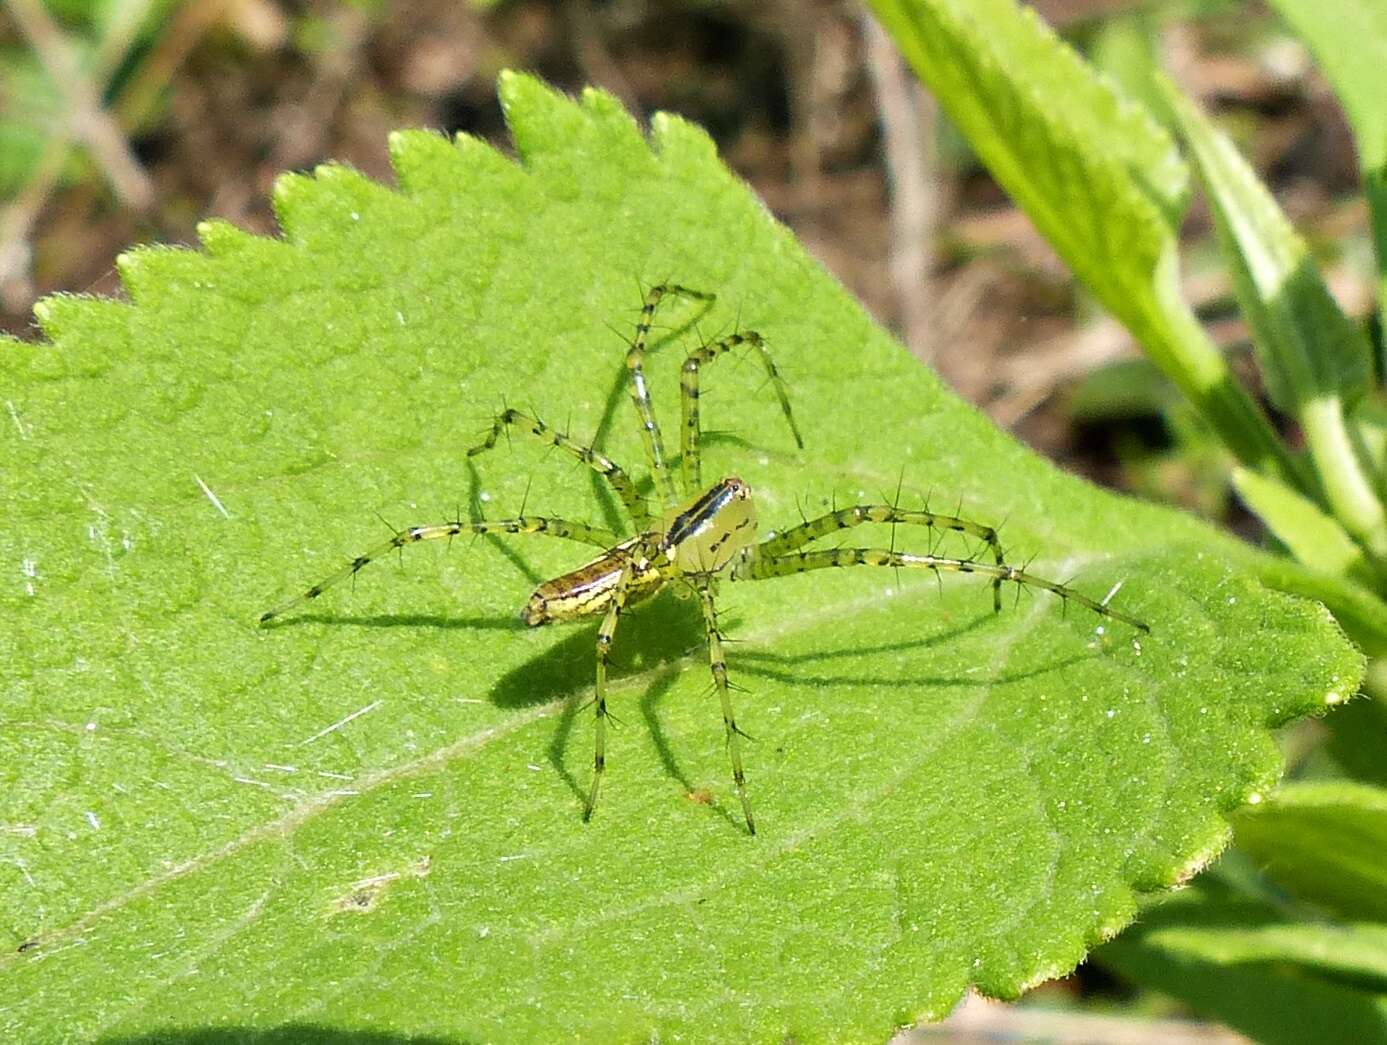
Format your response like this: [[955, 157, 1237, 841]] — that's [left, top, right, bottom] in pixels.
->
[[261, 284, 1148, 835]]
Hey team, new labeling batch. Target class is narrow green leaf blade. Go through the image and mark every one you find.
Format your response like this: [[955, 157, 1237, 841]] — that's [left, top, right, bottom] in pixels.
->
[[0, 74, 1363, 1040], [1155, 75, 1372, 409], [1354, 399, 1387, 499], [866, 0, 1187, 319], [1155, 73, 1387, 567], [1326, 692, 1387, 789], [1097, 884, 1387, 1044], [1265, 0, 1387, 321], [1231, 466, 1373, 583], [865, 0, 1297, 484], [1265, 0, 1387, 171], [1162, 920, 1387, 993], [1233, 781, 1387, 922], [1122, 887, 1387, 991]]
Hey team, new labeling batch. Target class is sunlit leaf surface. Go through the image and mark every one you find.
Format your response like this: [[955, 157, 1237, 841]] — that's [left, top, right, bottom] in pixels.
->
[[0, 73, 1361, 1041]]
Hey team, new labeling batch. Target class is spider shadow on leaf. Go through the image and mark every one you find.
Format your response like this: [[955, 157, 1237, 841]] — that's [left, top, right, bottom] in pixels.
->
[[518, 596, 1091, 824], [261, 590, 724, 817], [731, 605, 1103, 690], [737, 593, 1115, 693], [489, 588, 706, 709], [488, 589, 744, 818], [735, 644, 1097, 691], [265, 613, 528, 633], [267, 588, 706, 711]]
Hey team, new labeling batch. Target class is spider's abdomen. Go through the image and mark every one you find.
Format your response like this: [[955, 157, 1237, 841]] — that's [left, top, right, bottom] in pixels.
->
[[522, 536, 666, 626]]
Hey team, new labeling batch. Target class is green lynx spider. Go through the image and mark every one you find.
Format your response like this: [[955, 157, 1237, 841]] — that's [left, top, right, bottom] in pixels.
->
[[261, 284, 1149, 835]]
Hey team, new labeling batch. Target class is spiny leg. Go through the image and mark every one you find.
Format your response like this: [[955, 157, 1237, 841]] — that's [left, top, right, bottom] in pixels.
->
[[733, 548, 1150, 631], [755, 505, 1009, 611], [626, 283, 714, 506], [694, 584, 756, 835], [260, 516, 618, 622], [680, 331, 804, 494], [584, 559, 641, 823], [467, 407, 650, 529]]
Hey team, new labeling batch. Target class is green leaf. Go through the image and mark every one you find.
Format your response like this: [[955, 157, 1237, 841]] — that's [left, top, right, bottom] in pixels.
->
[[865, 0, 1300, 487], [1128, 893, 1387, 992], [1244, 552, 1387, 656], [1154, 75, 1372, 410], [1087, 12, 1166, 124], [1231, 466, 1374, 584], [1154, 74, 1387, 569], [1151, 919, 1387, 993], [0, 73, 1364, 1040], [1097, 882, 1387, 1044], [1354, 398, 1387, 502], [1326, 692, 1387, 789], [1232, 781, 1387, 921], [1265, 0, 1387, 325], [1273, 0, 1387, 173]]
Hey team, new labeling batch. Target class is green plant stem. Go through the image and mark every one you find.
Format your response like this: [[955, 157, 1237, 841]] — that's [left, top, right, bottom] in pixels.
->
[[1372, 169, 1387, 367], [1155, 265, 1310, 493], [1301, 396, 1387, 576]]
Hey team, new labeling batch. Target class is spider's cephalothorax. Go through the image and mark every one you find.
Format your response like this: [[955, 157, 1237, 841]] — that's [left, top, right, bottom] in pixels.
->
[[521, 477, 756, 627], [261, 284, 1148, 835]]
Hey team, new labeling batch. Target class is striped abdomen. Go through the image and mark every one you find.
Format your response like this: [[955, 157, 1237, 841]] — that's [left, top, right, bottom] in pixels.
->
[[522, 536, 667, 626]]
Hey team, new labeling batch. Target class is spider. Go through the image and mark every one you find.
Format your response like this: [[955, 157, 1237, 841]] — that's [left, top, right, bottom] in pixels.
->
[[261, 284, 1149, 835]]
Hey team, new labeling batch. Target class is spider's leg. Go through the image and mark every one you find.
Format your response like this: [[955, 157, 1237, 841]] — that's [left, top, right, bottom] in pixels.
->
[[584, 559, 641, 823], [259, 516, 617, 622], [468, 408, 649, 529], [732, 548, 1149, 632], [626, 283, 714, 506], [694, 583, 756, 835], [751, 505, 1009, 611], [680, 330, 803, 494]]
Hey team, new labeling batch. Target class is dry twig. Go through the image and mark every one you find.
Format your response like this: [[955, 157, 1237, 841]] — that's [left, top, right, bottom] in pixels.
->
[[862, 13, 941, 361]]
